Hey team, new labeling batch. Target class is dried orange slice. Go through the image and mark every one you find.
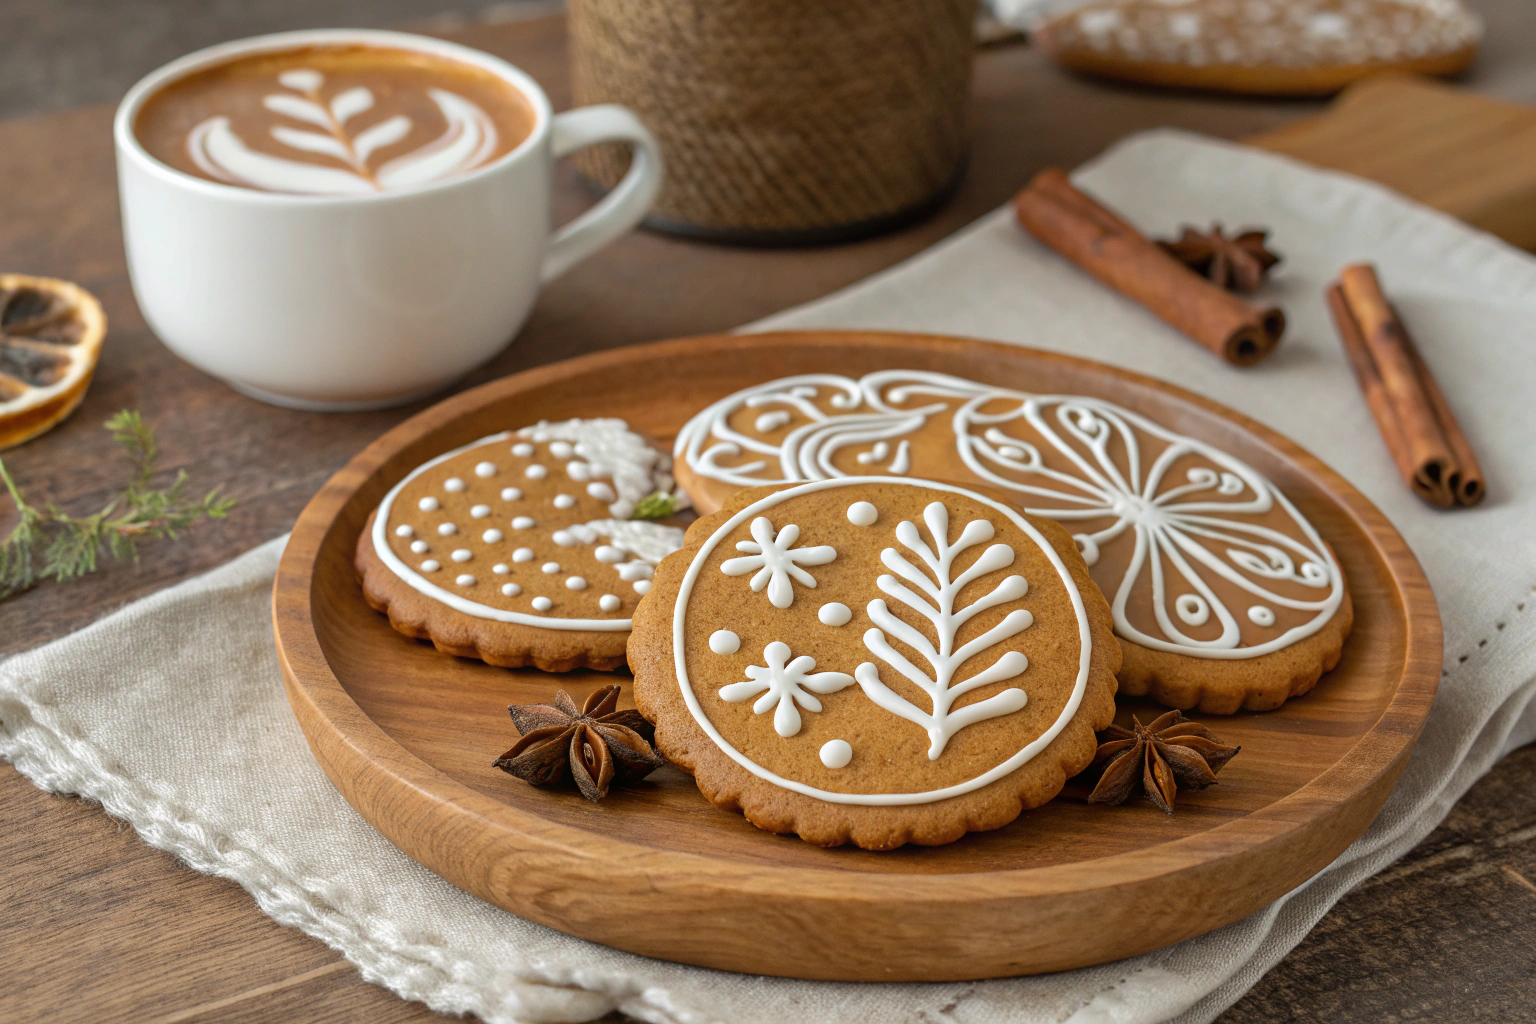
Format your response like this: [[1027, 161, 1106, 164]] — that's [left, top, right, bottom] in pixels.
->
[[0, 274, 107, 451]]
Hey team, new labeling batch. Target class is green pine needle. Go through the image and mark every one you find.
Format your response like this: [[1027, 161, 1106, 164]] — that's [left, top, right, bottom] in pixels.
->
[[631, 491, 681, 520], [0, 411, 235, 600]]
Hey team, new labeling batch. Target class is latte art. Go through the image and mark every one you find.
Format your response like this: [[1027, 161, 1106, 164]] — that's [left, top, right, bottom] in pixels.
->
[[188, 69, 500, 194], [135, 45, 535, 195]]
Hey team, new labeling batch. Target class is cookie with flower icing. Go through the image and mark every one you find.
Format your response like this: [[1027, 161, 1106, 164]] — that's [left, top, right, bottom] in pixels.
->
[[630, 478, 1119, 849], [673, 371, 1352, 713], [1034, 0, 1480, 98], [357, 418, 688, 672]]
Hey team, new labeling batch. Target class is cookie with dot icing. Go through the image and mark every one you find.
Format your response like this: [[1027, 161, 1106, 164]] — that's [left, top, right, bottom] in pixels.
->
[[673, 370, 1352, 713], [630, 478, 1120, 850], [1035, 0, 1480, 97], [356, 419, 687, 672]]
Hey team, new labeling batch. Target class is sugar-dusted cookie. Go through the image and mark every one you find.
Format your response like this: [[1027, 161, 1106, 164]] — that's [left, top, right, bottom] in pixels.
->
[[357, 419, 687, 672], [674, 371, 1351, 713], [1034, 0, 1480, 98], [630, 478, 1120, 849]]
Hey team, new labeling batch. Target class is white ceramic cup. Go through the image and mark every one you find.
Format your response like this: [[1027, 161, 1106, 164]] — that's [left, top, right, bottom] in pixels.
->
[[114, 29, 663, 411]]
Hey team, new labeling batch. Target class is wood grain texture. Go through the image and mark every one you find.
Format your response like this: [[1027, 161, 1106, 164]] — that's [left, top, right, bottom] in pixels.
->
[[0, 4, 1532, 1018], [273, 330, 1441, 981], [1251, 74, 1536, 251]]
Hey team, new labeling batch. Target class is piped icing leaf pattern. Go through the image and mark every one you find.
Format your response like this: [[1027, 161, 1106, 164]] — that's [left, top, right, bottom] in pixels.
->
[[719, 641, 855, 737], [676, 370, 1344, 660], [855, 502, 1032, 759]]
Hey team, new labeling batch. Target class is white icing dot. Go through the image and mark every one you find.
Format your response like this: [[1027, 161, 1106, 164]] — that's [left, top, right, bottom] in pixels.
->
[[437, 522, 457, 536], [451, 549, 472, 563], [541, 562, 560, 574], [395, 524, 414, 538], [511, 442, 534, 457], [474, 462, 496, 478], [633, 579, 652, 595], [552, 530, 576, 547], [470, 504, 491, 519], [847, 501, 878, 526], [586, 481, 617, 503], [513, 548, 534, 562], [455, 574, 475, 587], [512, 516, 535, 529], [501, 583, 521, 596], [618, 562, 653, 581], [550, 440, 574, 458], [1248, 605, 1277, 627], [818, 602, 852, 627], [532, 596, 553, 612], [553, 494, 575, 509], [493, 564, 509, 575], [708, 629, 740, 655], [594, 545, 626, 563], [567, 461, 592, 481], [525, 465, 548, 480], [500, 487, 522, 501], [566, 576, 587, 590], [482, 529, 503, 543], [420, 560, 440, 572], [417, 497, 439, 512], [444, 477, 466, 493], [599, 594, 621, 612], [1176, 594, 1210, 627], [409, 540, 428, 554], [820, 739, 852, 769]]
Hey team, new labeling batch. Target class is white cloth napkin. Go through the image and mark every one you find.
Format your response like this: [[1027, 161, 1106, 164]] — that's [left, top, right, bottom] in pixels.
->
[[4, 131, 1535, 1024]]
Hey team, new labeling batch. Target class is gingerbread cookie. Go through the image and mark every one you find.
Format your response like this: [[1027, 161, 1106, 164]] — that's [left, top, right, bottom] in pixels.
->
[[357, 418, 687, 671], [674, 371, 1351, 713], [1034, 0, 1480, 98], [630, 478, 1120, 849]]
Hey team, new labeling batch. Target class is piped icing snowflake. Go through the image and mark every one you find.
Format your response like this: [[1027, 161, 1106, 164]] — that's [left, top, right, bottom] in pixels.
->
[[719, 516, 837, 608], [719, 641, 855, 737]]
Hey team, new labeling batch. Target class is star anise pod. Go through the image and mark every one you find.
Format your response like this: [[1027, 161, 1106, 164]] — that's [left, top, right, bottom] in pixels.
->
[[1159, 224, 1281, 293], [1085, 710, 1240, 814], [493, 685, 665, 802]]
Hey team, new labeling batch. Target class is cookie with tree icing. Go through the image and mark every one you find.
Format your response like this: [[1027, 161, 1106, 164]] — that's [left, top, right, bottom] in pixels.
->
[[357, 419, 687, 672], [630, 478, 1119, 849], [673, 370, 1352, 713]]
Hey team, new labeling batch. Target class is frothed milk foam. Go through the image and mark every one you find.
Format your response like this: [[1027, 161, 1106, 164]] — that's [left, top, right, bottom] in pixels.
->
[[134, 45, 536, 195]]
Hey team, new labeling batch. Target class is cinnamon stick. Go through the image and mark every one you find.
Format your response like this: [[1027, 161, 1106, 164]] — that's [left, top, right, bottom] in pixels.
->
[[1013, 168, 1284, 366], [1326, 263, 1484, 508]]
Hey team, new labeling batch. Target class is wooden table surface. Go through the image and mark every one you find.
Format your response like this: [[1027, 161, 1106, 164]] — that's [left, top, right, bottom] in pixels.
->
[[3, 10, 1534, 1024]]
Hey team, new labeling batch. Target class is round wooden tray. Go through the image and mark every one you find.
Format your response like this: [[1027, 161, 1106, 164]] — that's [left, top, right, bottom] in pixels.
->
[[274, 330, 1441, 982]]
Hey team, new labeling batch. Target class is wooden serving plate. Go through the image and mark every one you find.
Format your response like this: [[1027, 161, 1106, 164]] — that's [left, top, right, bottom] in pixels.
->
[[273, 330, 1440, 982]]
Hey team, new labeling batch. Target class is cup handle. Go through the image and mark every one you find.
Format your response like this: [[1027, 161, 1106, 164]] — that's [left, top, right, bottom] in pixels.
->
[[541, 105, 664, 284]]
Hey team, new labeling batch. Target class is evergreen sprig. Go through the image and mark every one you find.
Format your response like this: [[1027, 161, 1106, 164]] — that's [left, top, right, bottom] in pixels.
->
[[632, 491, 682, 520], [0, 411, 235, 600]]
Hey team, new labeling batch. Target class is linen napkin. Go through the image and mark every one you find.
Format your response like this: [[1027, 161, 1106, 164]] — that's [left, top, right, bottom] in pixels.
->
[[4, 130, 1535, 1024]]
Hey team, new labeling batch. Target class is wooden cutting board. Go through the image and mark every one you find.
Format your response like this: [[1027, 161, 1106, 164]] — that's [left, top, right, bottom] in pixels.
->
[[1250, 74, 1536, 251]]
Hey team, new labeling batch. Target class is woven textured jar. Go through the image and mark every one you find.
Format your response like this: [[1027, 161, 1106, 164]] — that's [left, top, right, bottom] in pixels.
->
[[568, 0, 977, 244]]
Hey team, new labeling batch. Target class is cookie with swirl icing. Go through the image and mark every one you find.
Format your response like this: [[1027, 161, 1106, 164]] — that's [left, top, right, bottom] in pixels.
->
[[630, 478, 1120, 849], [672, 371, 1352, 713], [356, 418, 687, 672]]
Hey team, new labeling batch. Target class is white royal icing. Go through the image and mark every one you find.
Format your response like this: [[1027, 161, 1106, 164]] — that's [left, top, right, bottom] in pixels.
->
[[599, 594, 621, 612], [818, 602, 852, 627], [672, 478, 1095, 805], [709, 629, 741, 655], [517, 418, 687, 519], [395, 524, 413, 537], [718, 517, 836, 609], [676, 370, 1344, 660], [846, 501, 878, 526], [500, 487, 522, 501], [475, 462, 496, 478], [854, 502, 1032, 760], [819, 739, 853, 769], [718, 641, 855, 738]]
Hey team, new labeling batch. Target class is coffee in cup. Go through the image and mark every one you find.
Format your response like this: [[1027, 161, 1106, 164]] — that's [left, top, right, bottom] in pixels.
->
[[134, 44, 536, 196]]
